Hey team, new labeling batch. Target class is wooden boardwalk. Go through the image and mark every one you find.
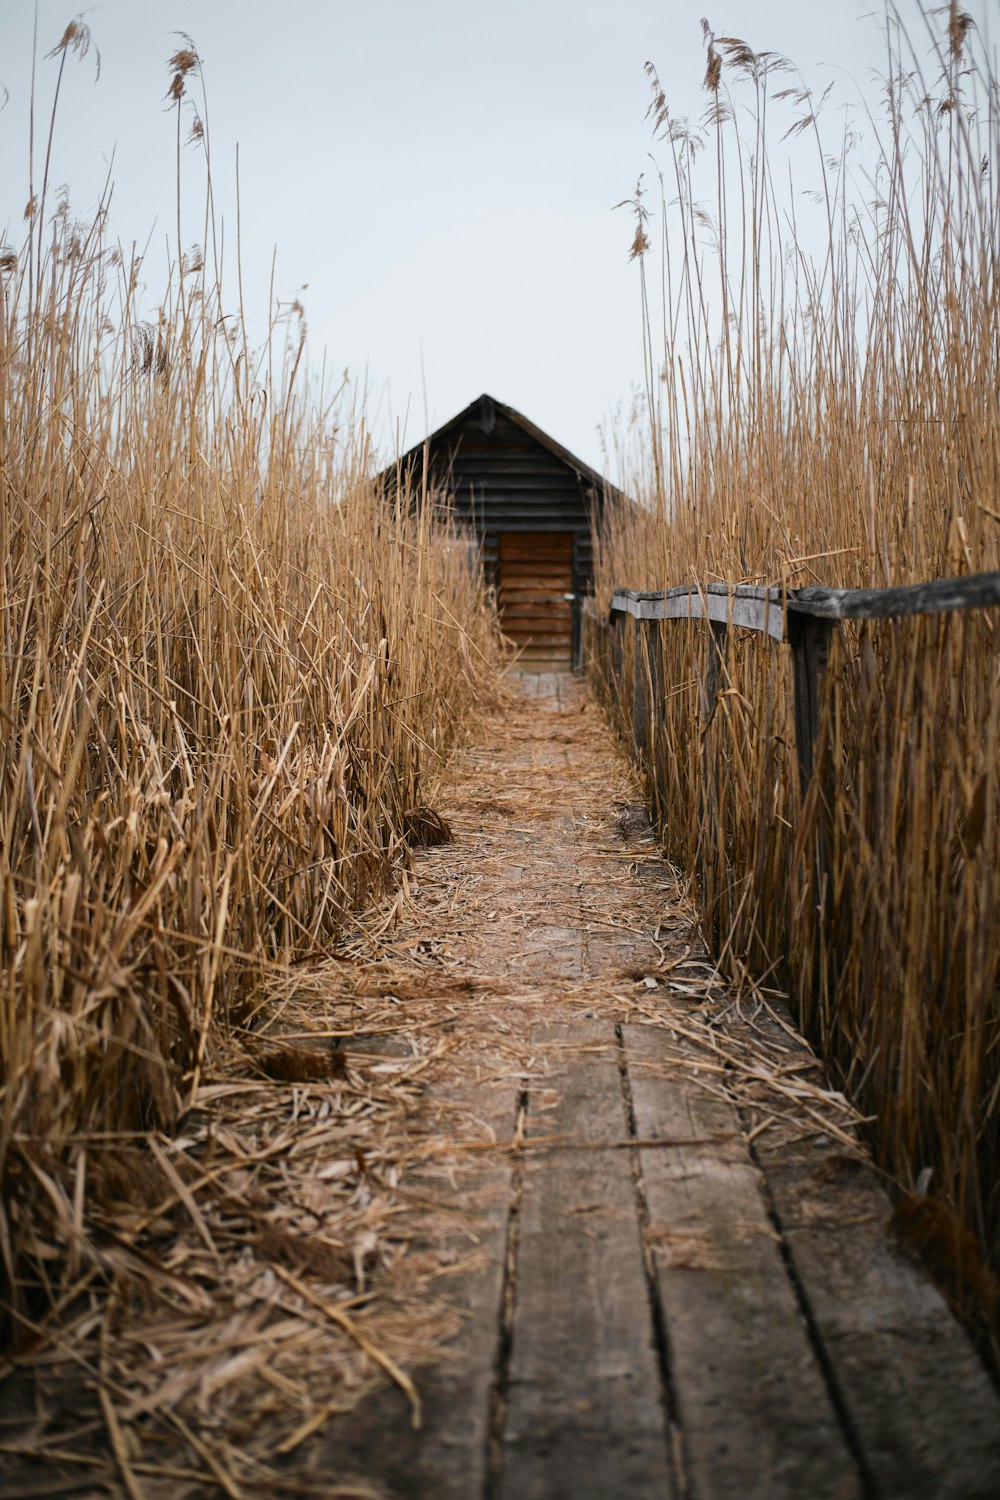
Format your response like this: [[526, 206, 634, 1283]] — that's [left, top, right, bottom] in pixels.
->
[[322, 674, 1000, 1500]]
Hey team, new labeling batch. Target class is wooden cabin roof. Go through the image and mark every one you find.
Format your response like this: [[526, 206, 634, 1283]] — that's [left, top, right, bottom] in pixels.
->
[[381, 393, 627, 668], [380, 393, 627, 518]]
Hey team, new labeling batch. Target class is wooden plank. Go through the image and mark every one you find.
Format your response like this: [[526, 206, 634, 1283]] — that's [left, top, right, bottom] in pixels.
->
[[500, 586, 571, 601], [610, 585, 787, 641], [500, 591, 572, 601], [501, 549, 573, 559], [501, 603, 572, 613], [500, 552, 569, 564], [500, 591, 573, 602], [499, 532, 574, 666], [499, 586, 572, 600], [500, 614, 572, 626], [504, 627, 572, 639], [622, 1023, 861, 1500], [500, 541, 574, 557], [499, 600, 572, 616], [609, 569, 1000, 636], [499, 1022, 675, 1500], [500, 608, 573, 622], [500, 588, 573, 601], [504, 634, 573, 646], [321, 1075, 519, 1499], [513, 660, 573, 673], [500, 608, 572, 622], [794, 567, 1000, 620], [510, 633, 570, 642], [503, 641, 574, 653], [383, 391, 621, 560], [503, 627, 573, 638], [501, 571, 572, 581], [501, 569, 573, 578], [500, 570, 573, 582], [753, 1127, 1000, 1500]]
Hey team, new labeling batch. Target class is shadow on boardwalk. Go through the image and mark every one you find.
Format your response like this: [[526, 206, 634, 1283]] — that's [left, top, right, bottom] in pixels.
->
[[320, 673, 1000, 1500]]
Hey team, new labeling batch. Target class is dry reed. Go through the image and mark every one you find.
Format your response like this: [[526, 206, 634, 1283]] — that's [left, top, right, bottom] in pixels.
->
[[590, 1, 1000, 1342], [0, 27, 501, 1348]]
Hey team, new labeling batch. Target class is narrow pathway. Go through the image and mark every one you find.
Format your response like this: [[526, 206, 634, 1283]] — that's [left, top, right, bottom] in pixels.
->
[[319, 674, 1000, 1500]]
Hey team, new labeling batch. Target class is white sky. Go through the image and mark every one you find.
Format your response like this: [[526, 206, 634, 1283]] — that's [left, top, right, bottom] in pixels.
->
[[1, 1, 995, 476]]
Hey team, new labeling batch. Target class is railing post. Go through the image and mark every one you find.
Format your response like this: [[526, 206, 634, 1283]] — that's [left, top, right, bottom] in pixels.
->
[[787, 611, 838, 978], [700, 619, 728, 726], [632, 617, 660, 759], [697, 620, 728, 922], [608, 609, 625, 723], [631, 616, 645, 754], [788, 613, 836, 797]]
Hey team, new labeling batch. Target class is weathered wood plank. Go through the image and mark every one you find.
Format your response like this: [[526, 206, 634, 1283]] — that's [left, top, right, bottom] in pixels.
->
[[610, 583, 786, 640], [754, 1127, 1000, 1500], [622, 1022, 861, 1500], [610, 568, 1000, 636], [499, 1022, 675, 1500], [321, 1073, 519, 1499], [794, 567, 1000, 620]]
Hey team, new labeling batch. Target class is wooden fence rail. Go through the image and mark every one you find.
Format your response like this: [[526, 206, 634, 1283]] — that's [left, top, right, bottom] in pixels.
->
[[606, 569, 1000, 796]]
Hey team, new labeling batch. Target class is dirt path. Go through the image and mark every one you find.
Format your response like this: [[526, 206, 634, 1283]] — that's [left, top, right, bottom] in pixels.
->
[[5, 674, 999, 1498]]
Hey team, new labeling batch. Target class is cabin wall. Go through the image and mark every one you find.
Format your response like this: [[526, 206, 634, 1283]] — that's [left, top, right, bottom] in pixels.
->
[[417, 407, 601, 668]]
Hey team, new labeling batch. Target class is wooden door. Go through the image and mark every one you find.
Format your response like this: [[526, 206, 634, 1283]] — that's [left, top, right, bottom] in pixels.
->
[[498, 532, 574, 669]]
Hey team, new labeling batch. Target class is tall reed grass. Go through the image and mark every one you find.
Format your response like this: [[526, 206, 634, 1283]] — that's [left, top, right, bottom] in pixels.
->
[[590, 2, 1000, 1341], [0, 27, 500, 1341]]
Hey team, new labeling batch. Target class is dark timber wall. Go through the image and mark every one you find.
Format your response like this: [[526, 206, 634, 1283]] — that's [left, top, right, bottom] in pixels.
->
[[384, 393, 620, 668]]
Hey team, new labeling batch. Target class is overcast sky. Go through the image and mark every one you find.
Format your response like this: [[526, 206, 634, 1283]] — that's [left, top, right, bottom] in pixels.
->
[[1, 2, 994, 477]]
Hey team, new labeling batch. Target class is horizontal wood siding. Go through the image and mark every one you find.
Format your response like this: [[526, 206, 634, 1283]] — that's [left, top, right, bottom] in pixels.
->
[[435, 408, 596, 667], [441, 415, 598, 551], [499, 533, 574, 668], [389, 396, 614, 669]]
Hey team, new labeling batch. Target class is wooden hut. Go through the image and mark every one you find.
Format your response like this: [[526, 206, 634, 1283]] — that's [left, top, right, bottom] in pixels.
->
[[383, 393, 621, 670]]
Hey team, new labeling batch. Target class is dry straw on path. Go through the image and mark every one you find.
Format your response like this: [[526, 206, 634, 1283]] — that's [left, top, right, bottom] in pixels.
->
[[2, 673, 894, 1496]]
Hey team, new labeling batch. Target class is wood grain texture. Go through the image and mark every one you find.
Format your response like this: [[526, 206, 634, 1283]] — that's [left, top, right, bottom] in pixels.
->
[[789, 612, 835, 792], [499, 1022, 676, 1500], [754, 1128, 1000, 1500], [320, 1074, 519, 1500], [384, 394, 615, 669], [499, 532, 574, 665], [610, 568, 1000, 637], [622, 1022, 861, 1500], [610, 583, 787, 640]]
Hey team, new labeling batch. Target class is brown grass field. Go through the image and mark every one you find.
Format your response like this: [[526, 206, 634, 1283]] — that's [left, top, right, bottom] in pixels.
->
[[0, 24, 502, 1350], [589, 3, 1000, 1355]]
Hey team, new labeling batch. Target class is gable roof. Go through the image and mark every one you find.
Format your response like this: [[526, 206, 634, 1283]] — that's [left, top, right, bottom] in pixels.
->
[[380, 392, 626, 503]]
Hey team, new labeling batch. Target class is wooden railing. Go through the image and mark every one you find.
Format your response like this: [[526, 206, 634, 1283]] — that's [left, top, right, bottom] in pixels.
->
[[592, 566, 1000, 1285], [605, 570, 1000, 795]]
